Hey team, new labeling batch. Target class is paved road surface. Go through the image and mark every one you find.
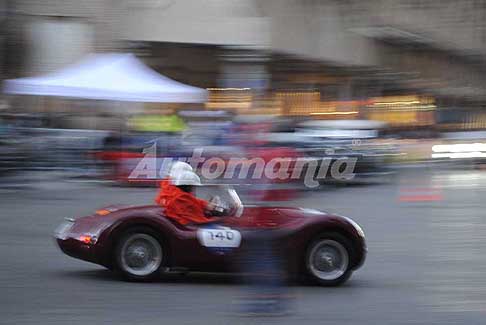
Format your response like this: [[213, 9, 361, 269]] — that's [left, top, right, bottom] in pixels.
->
[[1, 169, 486, 324]]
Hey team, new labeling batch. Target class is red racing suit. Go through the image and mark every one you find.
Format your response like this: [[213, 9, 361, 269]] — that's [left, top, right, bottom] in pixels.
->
[[155, 179, 214, 225]]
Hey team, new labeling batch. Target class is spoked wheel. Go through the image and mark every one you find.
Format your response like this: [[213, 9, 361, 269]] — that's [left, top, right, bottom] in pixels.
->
[[115, 229, 164, 281], [306, 233, 353, 286]]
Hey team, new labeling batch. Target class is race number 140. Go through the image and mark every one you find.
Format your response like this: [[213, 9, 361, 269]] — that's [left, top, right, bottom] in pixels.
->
[[197, 228, 242, 248]]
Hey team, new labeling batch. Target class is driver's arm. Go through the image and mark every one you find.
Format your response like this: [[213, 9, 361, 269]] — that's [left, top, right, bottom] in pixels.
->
[[171, 194, 216, 224], [193, 197, 216, 214]]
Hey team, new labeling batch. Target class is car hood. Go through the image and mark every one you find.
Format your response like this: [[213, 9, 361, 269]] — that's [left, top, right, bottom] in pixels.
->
[[94, 205, 134, 215]]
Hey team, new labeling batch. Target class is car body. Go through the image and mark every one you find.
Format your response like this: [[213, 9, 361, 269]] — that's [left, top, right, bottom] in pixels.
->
[[54, 190, 366, 286]]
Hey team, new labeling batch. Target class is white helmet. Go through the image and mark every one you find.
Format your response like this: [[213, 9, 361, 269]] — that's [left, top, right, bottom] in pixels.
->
[[171, 170, 202, 186], [169, 161, 193, 178]]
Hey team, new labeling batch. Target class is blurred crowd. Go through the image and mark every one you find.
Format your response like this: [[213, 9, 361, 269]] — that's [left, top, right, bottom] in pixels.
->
[[0, 110, 392, 184]]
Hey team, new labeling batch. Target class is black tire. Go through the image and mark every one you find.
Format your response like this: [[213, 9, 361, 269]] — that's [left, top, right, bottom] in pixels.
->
[[305, 232, 354, 286], [114, 227, 166, 281]]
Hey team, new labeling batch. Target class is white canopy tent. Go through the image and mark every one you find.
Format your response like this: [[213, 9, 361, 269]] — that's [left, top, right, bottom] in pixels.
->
[[3, 53, 207, 103]]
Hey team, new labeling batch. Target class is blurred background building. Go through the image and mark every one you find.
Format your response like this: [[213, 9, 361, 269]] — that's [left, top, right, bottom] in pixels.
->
[[2, 0, 486, 132]]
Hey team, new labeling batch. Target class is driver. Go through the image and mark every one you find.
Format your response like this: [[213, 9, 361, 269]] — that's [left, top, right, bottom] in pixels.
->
[[155, 163, 217, 225]]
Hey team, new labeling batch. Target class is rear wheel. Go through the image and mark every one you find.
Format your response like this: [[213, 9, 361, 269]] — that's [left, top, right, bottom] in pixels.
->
[[114, 228, 165, 281], [305, 233, 354, 286]]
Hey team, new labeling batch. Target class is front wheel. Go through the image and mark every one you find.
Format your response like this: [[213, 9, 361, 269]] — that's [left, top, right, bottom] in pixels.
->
[[305, 233, 354, 286], [114, 228, 165, 281]]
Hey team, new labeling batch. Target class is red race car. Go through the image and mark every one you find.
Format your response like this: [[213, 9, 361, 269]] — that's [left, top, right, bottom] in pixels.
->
[[54, 186, 366, 286]]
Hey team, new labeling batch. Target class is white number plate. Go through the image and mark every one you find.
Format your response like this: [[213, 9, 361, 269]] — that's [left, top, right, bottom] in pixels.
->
[[197, 228, 242, 248]]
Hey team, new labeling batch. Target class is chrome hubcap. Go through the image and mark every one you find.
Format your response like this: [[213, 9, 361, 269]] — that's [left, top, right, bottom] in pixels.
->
[[120, 234, 162, 276], [308, 239, 349, 281]]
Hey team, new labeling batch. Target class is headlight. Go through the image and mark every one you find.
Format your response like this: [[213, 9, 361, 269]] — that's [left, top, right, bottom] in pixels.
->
[[79, 234, 98, 245]]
